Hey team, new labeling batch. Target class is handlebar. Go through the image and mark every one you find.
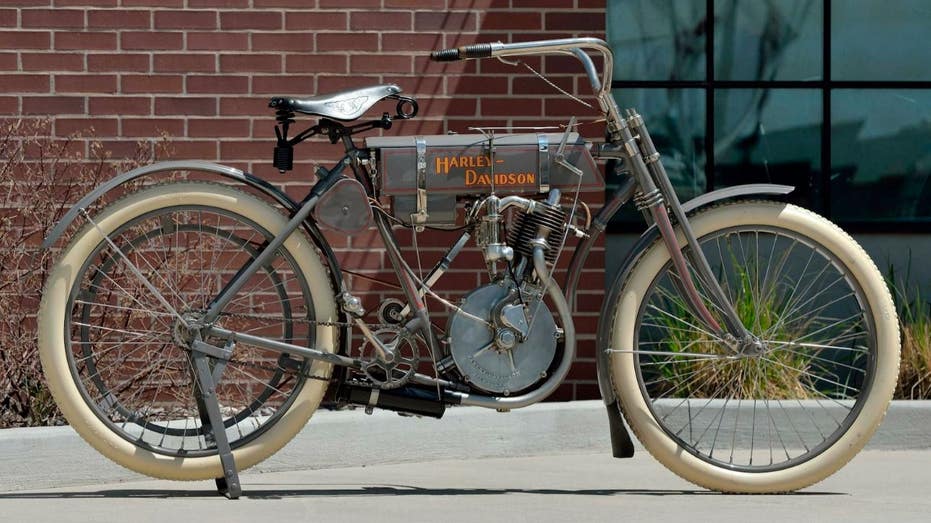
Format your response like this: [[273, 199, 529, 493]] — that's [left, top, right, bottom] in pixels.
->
[[429, 38, 613, 97], [429, 37, 623, 140]]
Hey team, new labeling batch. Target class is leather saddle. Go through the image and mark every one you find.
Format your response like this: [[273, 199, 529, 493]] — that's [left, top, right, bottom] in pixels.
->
[[268, 84, 402, 121]]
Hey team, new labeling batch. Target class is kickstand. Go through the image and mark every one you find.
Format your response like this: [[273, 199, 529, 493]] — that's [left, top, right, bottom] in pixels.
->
[[191, 340, 241, 499]]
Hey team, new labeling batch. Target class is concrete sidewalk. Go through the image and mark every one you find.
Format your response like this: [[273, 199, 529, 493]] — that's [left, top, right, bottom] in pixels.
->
[[1, 400, 929, 493]]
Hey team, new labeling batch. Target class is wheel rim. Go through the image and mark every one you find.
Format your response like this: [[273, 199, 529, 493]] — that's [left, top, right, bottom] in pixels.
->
[[65, 205, 317, 457], [634, 225, 877, 472]]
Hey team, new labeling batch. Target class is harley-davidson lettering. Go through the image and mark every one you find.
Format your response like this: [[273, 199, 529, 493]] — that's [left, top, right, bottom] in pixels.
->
[[464, 169, 536, 186], [434, 154, 493, 174]]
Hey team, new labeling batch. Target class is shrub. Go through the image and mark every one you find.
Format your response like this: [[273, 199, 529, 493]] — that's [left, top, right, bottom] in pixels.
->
[[0, 119, 164, 428]]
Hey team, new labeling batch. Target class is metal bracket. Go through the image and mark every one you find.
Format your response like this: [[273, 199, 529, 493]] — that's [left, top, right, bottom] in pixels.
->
[[411, 136, 429, 231], [537, 133, 550, 193], [555, 117, 584, 178]]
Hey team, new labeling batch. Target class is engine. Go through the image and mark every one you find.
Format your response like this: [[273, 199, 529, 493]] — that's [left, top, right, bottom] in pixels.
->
[[445, 279, 558, 395]]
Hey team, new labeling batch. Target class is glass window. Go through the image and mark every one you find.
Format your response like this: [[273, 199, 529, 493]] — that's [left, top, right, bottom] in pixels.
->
[[609, 88, 706, 227], [714, 0, 822, 81], [714, 89, 821, 207], [607, 0, 706, 81], [832, 0, 931, 81], [831, 89, 931, 222]]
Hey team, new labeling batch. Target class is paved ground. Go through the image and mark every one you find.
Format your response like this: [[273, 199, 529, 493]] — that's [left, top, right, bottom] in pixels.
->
[[1, 401, 929, 521], [1, 450, 929, 522]]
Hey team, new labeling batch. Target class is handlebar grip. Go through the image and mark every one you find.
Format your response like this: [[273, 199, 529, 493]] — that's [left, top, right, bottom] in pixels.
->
[[429, 43, 494, 61]]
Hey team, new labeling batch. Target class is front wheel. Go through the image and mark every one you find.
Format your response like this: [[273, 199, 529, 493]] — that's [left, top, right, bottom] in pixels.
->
[[607, 201, 899, 493], [38, 182, 339, 480]]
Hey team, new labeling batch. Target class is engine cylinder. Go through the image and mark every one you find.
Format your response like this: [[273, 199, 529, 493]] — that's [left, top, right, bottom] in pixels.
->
[[507, 201, 566, 263]]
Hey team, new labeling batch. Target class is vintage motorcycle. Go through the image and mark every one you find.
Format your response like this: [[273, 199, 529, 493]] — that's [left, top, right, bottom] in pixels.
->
[[37, 38, 900, 497]]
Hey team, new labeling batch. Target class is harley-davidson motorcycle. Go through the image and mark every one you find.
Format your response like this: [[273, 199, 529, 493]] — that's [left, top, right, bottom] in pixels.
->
[[37, 38, 900, 497]]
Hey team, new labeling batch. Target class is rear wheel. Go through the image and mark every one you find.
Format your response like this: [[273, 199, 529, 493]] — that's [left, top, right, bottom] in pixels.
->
[[608, 201, 899, 492], [39, 182, 339, 480]]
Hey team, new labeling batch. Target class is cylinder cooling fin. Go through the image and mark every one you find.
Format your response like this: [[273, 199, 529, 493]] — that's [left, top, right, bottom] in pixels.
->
[[507, 201, 566, 263]]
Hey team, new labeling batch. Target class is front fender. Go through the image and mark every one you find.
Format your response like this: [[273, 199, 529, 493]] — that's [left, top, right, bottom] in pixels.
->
[[595, 183, 794, 404]]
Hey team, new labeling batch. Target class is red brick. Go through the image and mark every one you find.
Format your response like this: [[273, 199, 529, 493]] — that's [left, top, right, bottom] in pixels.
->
[[87, 9, 151, 29], [218, 140, 272, 160], [449, 75, 509, 94], [56, 31, 119, 50], [251, 32, 313, 52], [0, 52, 15, 69], [0, 74, 49, 93], [186, 75, 249, 94], [318, 0, 380, 6], [20, 53, 84, 72], [417, 97, 477, 118], [316, 75, 380, 93], [511, 0, 570, 6], [122, 31, 183, 50], [385, 0, 445, 6], [513, 75, 574, 95], [285, 54, 347, 74], [381, 32, 443, 53], [54, 0, 118, 5], [22, 8, 84, 28], [188, 118, 251, 137], [285, 11, 347, 31], [187, 31, 248, 51], [219, 96, 270, 116], [415, 12, 477, 32], [254, 0, 317, 6], [88, 53, 150, 72], [0, 9, 15, 27], [449, 0, 508, 6], [121, 0, 183, 6], [350, 11, 411, 32], [395, 75, 443, 96], [482, 11, 542, 30], [544, 11, 603, 31], [55, 74, 118, 93], [22, 96, 85, 115], [154, 97, 216, 116], [251, 74, 314, 94], [220, 11, 281, 30], [163, 140, 218, 159], [121, 74, 183, 94], [317, 32, 377, 52], [189, 0, 249, 6], [121, 118, 184, 137], [55, 117, 119, 136], [89, 96, 150, 115], [349, 54, 412, 74], [477, 55, 541, 74], [480, 97, 542, 117], [154, 10, 217, 30], [413, 55, 478, 75], [153, 54, 215, 73], [220, 54, 282, 73], [0, 31, 50, 49], [0, 96, 17, 114]]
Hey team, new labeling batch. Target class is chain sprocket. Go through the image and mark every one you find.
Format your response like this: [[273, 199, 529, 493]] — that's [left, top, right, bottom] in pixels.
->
[[357, 327, 420, 389]]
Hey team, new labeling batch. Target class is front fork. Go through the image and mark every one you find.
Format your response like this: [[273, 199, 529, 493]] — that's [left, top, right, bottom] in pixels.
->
[[610, 108, 752, 345]]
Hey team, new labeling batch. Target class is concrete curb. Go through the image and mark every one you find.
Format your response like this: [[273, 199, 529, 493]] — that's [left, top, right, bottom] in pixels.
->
[[1, 400, 928, 492]]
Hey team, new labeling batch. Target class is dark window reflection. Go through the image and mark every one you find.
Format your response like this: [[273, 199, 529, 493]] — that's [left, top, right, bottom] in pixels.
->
[[609, 89, 706, 227], [714, 89, 821, 207], [607, 0, 706, 81], [832, 0, 931, 81], [714, 0, 822, 81], [831, 90, 931, 222]]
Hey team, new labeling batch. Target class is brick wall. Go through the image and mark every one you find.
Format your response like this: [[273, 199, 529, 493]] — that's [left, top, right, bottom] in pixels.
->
[[1, 0, 607, 401]]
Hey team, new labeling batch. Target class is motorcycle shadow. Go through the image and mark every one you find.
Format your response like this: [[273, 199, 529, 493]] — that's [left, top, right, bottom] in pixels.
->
[[0, 484, 842, 499]]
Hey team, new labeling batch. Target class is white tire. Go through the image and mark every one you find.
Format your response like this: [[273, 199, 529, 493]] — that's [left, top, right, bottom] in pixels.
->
[[38, 182, 338, 480], [608, 201, 899, 492]]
